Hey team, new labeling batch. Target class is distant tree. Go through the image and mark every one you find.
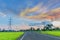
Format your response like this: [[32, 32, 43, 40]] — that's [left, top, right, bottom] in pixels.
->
[[36, 28, 40, 31], [2, 29, 5, 32], [30, 27, 35, 31], [30, 27, 33, 31], [0, 28, 1, 31], [55, 27, 60, 30], [44, 24, 53, 30], [33, 28, 35, 31]]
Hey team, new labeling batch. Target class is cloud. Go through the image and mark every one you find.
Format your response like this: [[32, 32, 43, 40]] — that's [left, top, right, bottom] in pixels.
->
[[0, 12, 6, 17], [19, 0, 60, 21], [20, 7, 29, 17], [52, 21, 60, 28], [19, 2, 44, 17], [42, 8, 60, 20], [21, 7, 60, 21], [28, 3, 42, 12], [46, 0, 60, 9]]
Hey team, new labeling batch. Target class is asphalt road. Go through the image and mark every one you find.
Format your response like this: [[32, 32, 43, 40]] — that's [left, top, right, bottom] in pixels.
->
[[18, 31, 60, 40]]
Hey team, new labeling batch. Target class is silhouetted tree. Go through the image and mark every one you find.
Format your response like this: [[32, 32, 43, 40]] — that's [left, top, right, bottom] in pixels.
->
[[55, 27, 60, 30], [30, 27, 35, 31], [36, 28, 40, 31], [30, 27, 33, 31], [44, 24, 53, 30]]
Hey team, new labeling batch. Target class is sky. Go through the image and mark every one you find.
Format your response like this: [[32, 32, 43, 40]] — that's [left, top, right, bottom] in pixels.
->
[[0, 0, 60, 26]]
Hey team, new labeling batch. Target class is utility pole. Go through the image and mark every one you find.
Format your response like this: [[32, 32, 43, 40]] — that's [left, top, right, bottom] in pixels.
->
[[8, 17, 12, 30]]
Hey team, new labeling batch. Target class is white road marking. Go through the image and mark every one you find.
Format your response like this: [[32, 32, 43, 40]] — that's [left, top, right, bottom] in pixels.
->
[[20, 32, 27, 40]]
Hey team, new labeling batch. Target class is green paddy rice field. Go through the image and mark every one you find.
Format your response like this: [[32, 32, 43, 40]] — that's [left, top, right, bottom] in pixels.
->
[[0, 32, 24, 40], [41, 31, 60, 37]]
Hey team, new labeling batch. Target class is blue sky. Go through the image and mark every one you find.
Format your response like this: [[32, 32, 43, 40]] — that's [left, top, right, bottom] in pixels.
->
[[0, 0, 41, 14], [0, 0, 60, 25], [0, 0, 60, 14]]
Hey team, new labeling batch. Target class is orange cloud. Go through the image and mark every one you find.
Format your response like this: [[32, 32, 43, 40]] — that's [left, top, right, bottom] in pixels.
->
[[24, 8, 60, 21], [19, 2, 43, 17], [20, 7, 29, 17], [28, 3, 43, 12], [19, 1, 60, 21]]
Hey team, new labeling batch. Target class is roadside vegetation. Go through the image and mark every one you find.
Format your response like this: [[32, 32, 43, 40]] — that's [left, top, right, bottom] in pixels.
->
[[41, 31, 60, 37]]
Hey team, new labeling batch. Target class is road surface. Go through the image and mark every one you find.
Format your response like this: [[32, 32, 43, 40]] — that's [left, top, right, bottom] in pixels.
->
[[18, 31, 60, 40]]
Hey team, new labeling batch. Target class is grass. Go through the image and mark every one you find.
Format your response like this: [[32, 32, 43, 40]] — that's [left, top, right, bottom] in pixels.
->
[[0, 32, 24, 40], [41, 31, 60, 37]]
